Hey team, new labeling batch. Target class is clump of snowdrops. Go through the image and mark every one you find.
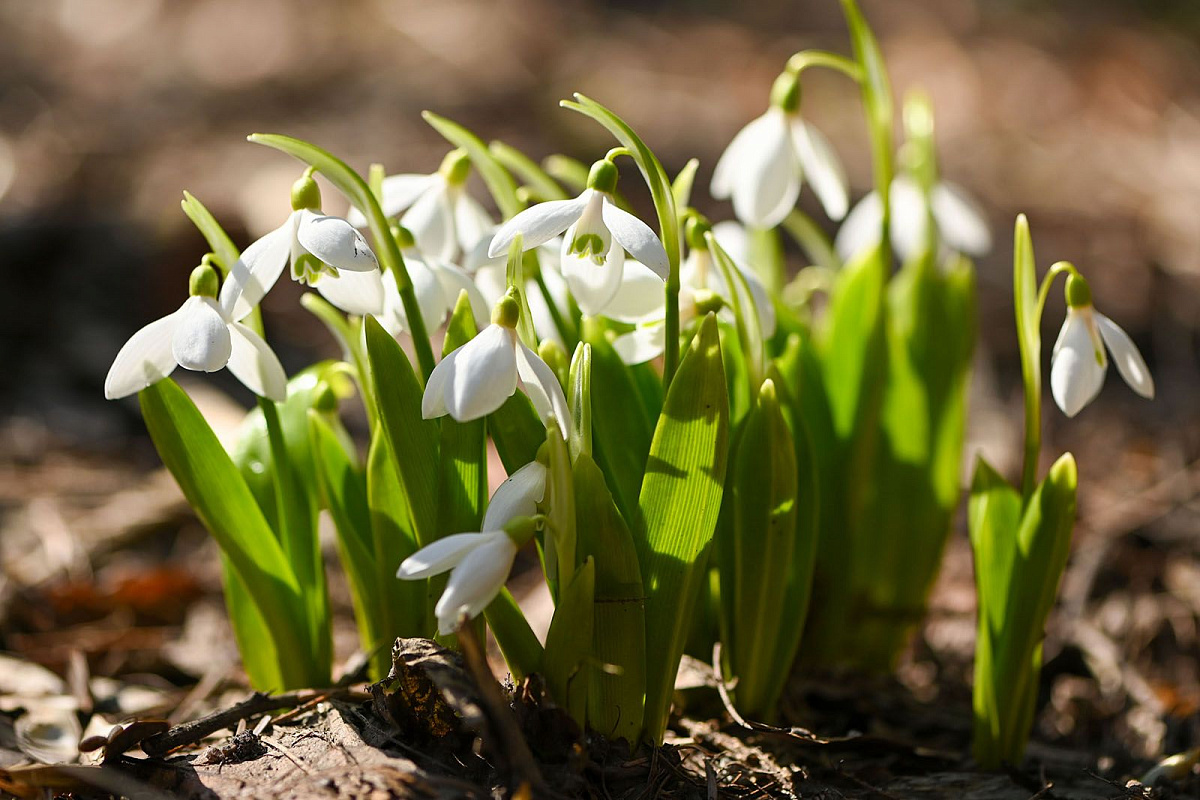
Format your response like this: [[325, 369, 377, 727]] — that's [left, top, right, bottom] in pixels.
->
[[104, 0, 1153, 761]]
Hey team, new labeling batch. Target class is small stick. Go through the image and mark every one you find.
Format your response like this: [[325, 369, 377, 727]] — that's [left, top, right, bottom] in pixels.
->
[[141, 689, 328, 757]]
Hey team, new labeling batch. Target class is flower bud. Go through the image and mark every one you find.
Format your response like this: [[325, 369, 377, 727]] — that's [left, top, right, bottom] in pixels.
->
[[693, 288, 725, 316], [290, 170, 322, 211], [769, 71, 801, 113], [684, 215, 712, 251], [538, 339, 569, 386], [439, 148, 471, 186], [491, 293, 521, 329], [586, 158, 619, 194], [390, 224, 416, 250], [188, 263, 220, 298], [1065, 271, 1092, 309]]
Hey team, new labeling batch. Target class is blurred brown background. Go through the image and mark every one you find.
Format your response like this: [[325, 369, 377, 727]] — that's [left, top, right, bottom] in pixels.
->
[[1, 0, 1198, 761]]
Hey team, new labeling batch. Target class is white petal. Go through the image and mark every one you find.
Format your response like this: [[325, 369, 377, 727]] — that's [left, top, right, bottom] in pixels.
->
[[602, 260, 668, 324], [403, 178, 457, 263], [515, 342, 570, 438], [445, 324, 519, 421], [172, 296, 232, 372], [315, 269, 385, 316], [463, 233, 503, 273], [711, 113, 766, 200], [472, 263, 506, 308], [834, 191, 884, 261], [560, 229, 626, 316], [454, 192, 494, 254], [220, 215, 295, 321], [488, 192, 591, 258], [296, 210, 379, 273], [104, 311, 181, 399], [888, 176, 929, 262], [712, 221, 751, 266], [433, 262, 490, 330], [790, 119, 849, 221], [397, 532, 486, 579], [601, 197, 669, 279], [1050, 311, 1106, 417], [729, 109, 800, 229], [346, 173, 436, 227], [1097, 313, 1154, 399], [381, 258, 449, 335], [482, 461, 547, 532], [931, 181, 992, 256], [227, 322, 288, 401], [421, 343, 459, 419], [434, 532, 516, 634], [612, 324, 667, 365]]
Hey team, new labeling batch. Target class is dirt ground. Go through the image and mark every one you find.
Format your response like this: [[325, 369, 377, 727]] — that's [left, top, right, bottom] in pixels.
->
[[1, 0, 1199, 797]]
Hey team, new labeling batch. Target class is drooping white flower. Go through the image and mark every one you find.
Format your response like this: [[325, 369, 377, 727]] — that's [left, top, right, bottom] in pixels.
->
[[396, 461, 545, 634], [487, 159, 669, 316], [1050, 274, 1154, 417], [346, 149, 493, 264], [710, 71, 849, 229], [220, 172, 380, 321], [421, 295, 570, 435], [105, 264, 287, 401], [834, 175, 991, 263]]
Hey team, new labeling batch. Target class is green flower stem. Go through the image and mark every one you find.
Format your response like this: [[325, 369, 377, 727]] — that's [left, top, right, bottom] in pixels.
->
[[247, 133, 437, 381], [785, 49, 864, 82]]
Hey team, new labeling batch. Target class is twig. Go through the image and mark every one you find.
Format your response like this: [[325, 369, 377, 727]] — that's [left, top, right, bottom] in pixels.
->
[[141, 689, 333, 757]]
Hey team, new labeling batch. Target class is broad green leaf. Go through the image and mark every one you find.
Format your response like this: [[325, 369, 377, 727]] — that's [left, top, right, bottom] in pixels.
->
[[364, 316, 440, 548], [139, 379, 318, 688], [575, 453, 645, 743], [422, 112, 523, 219], [490, 139, 569, 202], [218, 555, 282, 691], [542, 558, 595, 725], [483, 588, 544, 680], [437, 293, 487, 538], [487, 392, 544, 473], [544, 426, 575, 600], [636, 313, 729, 744], [181, 191, 240, 274]]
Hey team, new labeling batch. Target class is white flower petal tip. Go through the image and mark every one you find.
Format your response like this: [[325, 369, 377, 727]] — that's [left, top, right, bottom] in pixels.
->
[[482, 461, 547, 532], [791, 120, 849, 222], [488, 192, 590, 258], [432, 531, 518, 635], [931, 182, 991, 256], [397, 532, 492, 579], [104, 312, 181, 399], [421, 324, 519, 422], [601, 198, 669, 279], [730, 110, 800, 229], [515, 343, 571, 438], [172, 297, 232, 373], [1050, 310, 1106, 418], [227, 323, 288, 402], [296, 212, 379, 273], [1096, 313, 1155, 400]]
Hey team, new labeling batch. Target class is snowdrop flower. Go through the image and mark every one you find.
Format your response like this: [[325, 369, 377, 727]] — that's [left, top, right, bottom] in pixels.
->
[[1050, 273, 1154, 417], [711, 71, 849, 229], [220, 171, 380, 321], [371, 226, 489, 337], [422, 293, 570, 436], [105, 263, 287, 401], [834, 174, 991, 263], [346, 149, 492, 264], [487, 159, 669, 316]]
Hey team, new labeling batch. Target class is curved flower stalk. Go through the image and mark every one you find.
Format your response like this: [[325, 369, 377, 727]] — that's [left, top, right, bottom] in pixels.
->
[[835, 174, 991, 263], [421, 293, 570, 436], [488, 159, 669, 315], [220, 171, 380, 321], [711, 70, 849, 229], [105, 263, 287, 402], [1050, 272, 1154, 417], [346, 149, 493, 263]]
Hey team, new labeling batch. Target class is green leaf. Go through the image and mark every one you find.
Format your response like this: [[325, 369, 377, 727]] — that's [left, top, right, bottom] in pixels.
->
[[840, 0, 894, 219], [574, 453, 645, 743], [437, 293, 487, 538], [543, 558, 595, 725], [483, 588, 544, 680], [671, 158, 700, 215], [636, 313, 729, 744], [422, 112, 523, 219], [544, 425, 575, 600], [364, 316, 441, 549], [781, 209, 841, 272], [487, 392, 544, 473], [217, 555, 282, 691], [1013, 214, 1041, 499], [181, 191, 240, 274], [139, 379, 318, 689], [490, 139, 569, 202], [568, 342, 592, 462]]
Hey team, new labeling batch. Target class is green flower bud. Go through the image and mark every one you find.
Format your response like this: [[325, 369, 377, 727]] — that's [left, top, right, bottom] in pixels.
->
[[390, 224, 416, 250], [684, 215, 712, 251], [538, 339, 569, 385], [290, 170, 322, 211], [1065, 271, 1092, 309], [313, 382, 340, 413], [769, 71, 801, 113], [440, 148, 471, 186], [693, 288, 725, 316], [491, 293, 521, 329], [189, 263, 220, 298], [586, 158, 619, 194]]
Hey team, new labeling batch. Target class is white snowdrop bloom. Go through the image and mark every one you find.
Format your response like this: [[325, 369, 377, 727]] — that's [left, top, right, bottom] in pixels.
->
[[468, 236, 570, 348], [397, 462, 545, 634], [487, 160, 669, 316], [346, 149, 492, 264], [1050, 274, 1154, 418], [105, 264, 287, 402], [834, 175, 991, 263], [421, 295, 570, 436], [220, 172, 380, 321], [369, 227, 489, 337], [710, 71, 849, 229]]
